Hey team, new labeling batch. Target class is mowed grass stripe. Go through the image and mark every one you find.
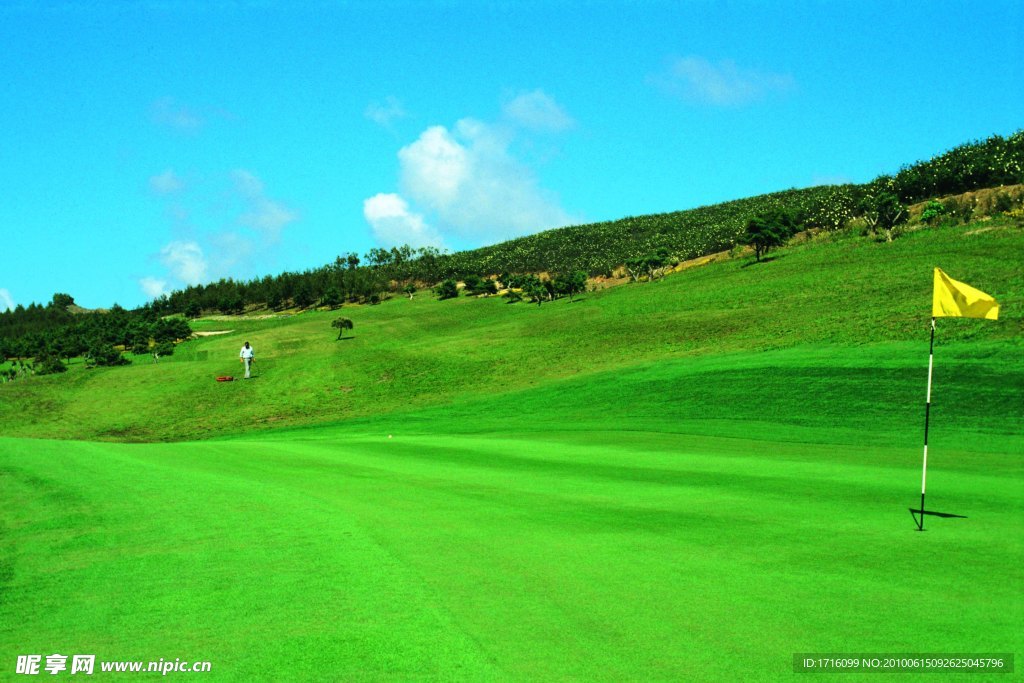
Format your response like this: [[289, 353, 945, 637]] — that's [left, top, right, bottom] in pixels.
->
[[0, 437, 499, 680], [4, 431, 1019, 679]]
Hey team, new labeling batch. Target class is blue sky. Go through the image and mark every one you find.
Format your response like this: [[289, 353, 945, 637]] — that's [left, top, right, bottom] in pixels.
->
[[1, 0, 1021, 310]]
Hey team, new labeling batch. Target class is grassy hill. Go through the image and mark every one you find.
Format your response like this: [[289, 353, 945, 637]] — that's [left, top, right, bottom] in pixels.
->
[[2, 217, 1022, 680], [1, 218, 1020, 443]]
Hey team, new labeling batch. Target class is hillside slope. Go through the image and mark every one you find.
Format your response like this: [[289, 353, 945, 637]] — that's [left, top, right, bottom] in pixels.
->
[[1, 219, 1021, 443]]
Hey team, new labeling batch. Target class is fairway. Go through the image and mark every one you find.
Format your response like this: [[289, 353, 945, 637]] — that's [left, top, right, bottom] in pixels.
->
[[2, 221, 1022, 679], [3, 336, 1023, 680]]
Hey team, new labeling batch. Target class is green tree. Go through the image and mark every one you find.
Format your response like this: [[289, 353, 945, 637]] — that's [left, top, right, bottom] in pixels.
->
[[154, 317, 192, 343], [37, 353, 67, 375], [463, 275, 497, 296], [403, 283, 416, 299], [740, 212, 795, 262], [624, 257, 645, 283], [154, 341, 175, 359], [920, 200, 946, 225], [435, 279, 458, 300], [858, 192, 907, 242], [293, 281, 316, 309], [331, 317, 354, 340], [524, 276, 549, 306], [555, 271, 588, 302], [85, 341, 130, 367], [218, 293, 244, 314], [130, 336, 152, 356], [321, 287, 342, 309], [50, 293, 75, 309], [184, 300, 202, 319]]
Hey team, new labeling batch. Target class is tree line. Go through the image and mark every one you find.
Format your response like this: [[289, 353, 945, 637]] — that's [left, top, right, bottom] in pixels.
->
[[0, 294, 192, 376], [3, 129, 1021, 360]]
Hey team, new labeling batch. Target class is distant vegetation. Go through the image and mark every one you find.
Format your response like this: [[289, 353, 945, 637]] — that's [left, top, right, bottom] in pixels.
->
[[2, 129, 1021, 373], [0, 293, 191, 377], [133, 129, 1023, 316]]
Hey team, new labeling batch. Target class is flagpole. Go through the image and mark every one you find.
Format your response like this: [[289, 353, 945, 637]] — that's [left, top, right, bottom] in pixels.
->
[[917, 317, 936, 531]]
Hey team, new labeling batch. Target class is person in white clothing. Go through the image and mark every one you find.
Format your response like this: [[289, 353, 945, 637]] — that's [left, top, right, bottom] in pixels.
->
[[240, 341, 255, 379]]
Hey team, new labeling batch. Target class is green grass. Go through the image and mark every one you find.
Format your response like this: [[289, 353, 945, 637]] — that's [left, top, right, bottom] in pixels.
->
[[1, 220, 1021, 443], [1, 219, 1022, 680], [2, 428, 1020, 680]]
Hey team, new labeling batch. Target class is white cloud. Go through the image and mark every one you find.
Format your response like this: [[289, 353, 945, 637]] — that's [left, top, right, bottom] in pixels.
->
[[399, 126, 471, 211], [363, 193, 444, 248], [139, 277, 168, 299], [502, 90, 573, 131], [149, 169, 184, 195], [160, 241, 207, 285], [231, 170, 298, 240], [395, 119, 573, 242], [231, 169, 264, 198], [145, 170, 300, 292], [651, 56, 795, 106], [152, 97, 203, 131], [365, 96, 408, 128], [0, 288, 14, 312]]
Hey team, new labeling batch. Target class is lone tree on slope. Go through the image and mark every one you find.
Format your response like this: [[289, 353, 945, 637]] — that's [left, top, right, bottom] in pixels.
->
[[331, 317, 354, 340], [740, 210, 798, 262]]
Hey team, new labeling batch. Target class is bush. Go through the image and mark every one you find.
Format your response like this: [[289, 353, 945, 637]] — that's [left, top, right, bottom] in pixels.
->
[[942, 197, 974, 224], [86, 342, 130, 368], [37, 355, 67, 375], [919, 200, 946, 225], [463, 275, 498, 296], [435, 279, 458, 300], [130, 338, 151, 355], [993, 191, 1014, 214]]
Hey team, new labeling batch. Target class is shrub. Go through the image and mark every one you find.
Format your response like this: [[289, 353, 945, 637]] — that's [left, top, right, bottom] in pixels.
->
[[920, 200, 946, 225], [942, 196, 974, 224], [435, 279, 459, 300], [992, 191, 1014, 214], [86, 342, 130, 367], [37, 355, 67, 375]]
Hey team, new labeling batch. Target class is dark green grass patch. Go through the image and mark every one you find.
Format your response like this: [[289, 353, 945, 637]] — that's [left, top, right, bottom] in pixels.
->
[[1, 429, 1020, 680]]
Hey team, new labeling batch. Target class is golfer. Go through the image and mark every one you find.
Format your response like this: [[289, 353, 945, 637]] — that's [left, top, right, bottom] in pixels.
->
[[240, 341, 255, 379]]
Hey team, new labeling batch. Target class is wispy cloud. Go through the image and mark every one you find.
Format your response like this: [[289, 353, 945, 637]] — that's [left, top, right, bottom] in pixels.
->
[[159, 241, 208, 286], [149, 169, 184, 195], [138, 277, 168, 299], [502, 90, 574, 131], [141, 170, 300, 300], [151, 97, 204, 132], [0, 288, 14, 312], [650, 56, 795, 107], [365, 96, 408, 128], [363, 193, 443, 249], [231, 169, 299, 241]]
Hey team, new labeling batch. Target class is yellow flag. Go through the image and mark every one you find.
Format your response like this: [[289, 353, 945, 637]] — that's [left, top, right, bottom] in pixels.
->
[[932, 268, 999, 319]]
